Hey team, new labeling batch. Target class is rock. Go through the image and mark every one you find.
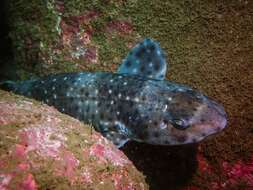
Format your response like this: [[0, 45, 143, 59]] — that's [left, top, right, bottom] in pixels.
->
[[6, 0, 138, 78], [0, 90, 148, 190]]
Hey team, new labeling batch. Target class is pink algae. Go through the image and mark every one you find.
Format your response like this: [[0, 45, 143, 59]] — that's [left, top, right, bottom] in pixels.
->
[[21, 174, 37, 190], [221, 157, 253, 188], [89, 143, 130, 167], [197, 153, 212, 174], [210, 157, 253, 189], [60, 10, 100, 43], [54, 150, 80, 184], [197, 147, 253, 189], [106, 20, 133, 35], [113, 172, 134, 190], [82, 46, 98, 63], [0, 174, 13, 190], [19, 126, 66, 158], [17, 163, 30, 171], [14, 144, 27, 159]]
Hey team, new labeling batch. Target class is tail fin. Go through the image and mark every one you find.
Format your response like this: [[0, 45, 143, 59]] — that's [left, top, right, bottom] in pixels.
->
[[0, 81, 17, 92]]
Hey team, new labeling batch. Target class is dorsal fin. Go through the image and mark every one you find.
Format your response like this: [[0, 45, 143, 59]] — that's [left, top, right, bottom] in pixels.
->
[[117, 38, 168, 80]]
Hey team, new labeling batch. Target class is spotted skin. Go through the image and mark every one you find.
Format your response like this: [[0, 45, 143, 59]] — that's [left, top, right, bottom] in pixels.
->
[[0, 38, 227, 147], [118, 38, 167, 80]]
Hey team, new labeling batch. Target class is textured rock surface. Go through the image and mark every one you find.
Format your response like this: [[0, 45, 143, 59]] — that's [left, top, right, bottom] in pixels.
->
[[0, 90, 148, 190], [6, 0, 138, 78]]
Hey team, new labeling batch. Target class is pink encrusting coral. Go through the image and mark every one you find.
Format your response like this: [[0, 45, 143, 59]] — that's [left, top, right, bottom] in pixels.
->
[[58, 9, 133, 65], [106, 20, 133, 36], [21, 174, 38, 190], [196, 153, 212, 174], [54, 150, 80, 184], [216, 157, 253, 189], [0, 174, 13, 190], [0, 90, 148, 189], [8, 0, 140, 77], [19, 126, 67, 158], [193, 145, 253, 189], [90, 143, 131, 167], [59, 10, 100, 63]]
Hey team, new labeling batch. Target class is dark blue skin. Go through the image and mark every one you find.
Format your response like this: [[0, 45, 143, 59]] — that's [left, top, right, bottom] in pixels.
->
[[0, 39, 227, 147]]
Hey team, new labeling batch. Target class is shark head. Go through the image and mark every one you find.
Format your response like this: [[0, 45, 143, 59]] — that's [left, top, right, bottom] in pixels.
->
[[136, 84, 227, 145]]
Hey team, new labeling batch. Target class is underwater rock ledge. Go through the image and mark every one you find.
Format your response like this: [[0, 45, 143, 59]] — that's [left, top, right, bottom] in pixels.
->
[[0, 90, 148, 190]]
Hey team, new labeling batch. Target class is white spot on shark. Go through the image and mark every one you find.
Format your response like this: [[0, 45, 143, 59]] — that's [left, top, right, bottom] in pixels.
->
[[134, 97, 139, 102], [163, 104, 168, 112], [159, 121, 167, 130]]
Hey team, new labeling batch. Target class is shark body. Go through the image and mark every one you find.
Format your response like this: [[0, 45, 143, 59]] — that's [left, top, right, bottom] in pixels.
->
[[0, 39, 227, 147]]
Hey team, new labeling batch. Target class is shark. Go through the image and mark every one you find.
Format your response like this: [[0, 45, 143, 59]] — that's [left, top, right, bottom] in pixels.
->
[[0, 38, 227, 147]]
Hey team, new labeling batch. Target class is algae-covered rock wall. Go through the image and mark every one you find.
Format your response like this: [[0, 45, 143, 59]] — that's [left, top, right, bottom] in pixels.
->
[[6, 0, 140, 78]]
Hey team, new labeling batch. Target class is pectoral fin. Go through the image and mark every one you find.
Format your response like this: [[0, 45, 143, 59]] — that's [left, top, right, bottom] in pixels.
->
[[98, 121, 130, 148]]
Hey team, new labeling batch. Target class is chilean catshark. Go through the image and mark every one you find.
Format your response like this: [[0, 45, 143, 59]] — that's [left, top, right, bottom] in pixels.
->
[[0, 38, 227, 147]]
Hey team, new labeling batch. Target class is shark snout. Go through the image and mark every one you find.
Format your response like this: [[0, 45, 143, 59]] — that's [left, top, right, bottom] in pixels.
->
[[209, 99, 226, 116], [201, 99, 227, 133]]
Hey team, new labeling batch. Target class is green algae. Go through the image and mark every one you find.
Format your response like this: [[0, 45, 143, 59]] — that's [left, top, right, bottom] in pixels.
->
[[7, 0, 138, 77], [8, 0, 62, 77], [0, 125, 19, 156], [32, 165, 73, 190]]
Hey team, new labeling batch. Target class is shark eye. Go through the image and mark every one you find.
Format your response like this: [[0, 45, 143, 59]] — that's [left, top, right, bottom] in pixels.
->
[[172, 119, 189, 130]]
